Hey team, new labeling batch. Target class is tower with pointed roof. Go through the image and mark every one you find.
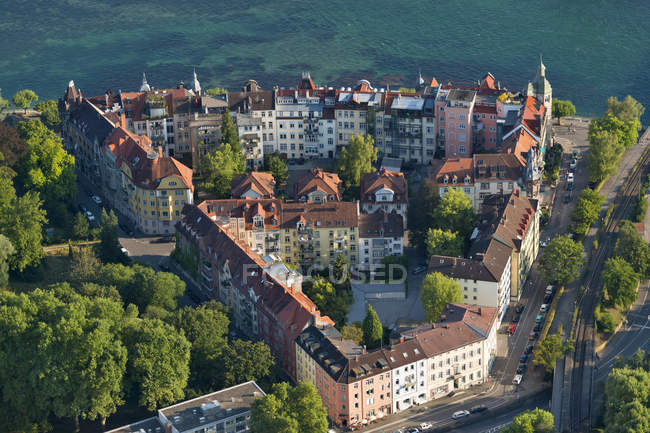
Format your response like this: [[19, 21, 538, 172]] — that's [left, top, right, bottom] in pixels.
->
[[140, 72, 151, 92], [526, 56, 552, 113], [192, 69, 201, 96]]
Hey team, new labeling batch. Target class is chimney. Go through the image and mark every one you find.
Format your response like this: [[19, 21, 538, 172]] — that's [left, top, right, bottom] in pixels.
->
[[399, 337, 404, 343], [157, 146, 164, 157], [478, 307, 482, 315], [362, 345, 366, 354]]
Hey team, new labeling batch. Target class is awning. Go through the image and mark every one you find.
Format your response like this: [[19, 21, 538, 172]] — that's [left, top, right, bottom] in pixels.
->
[[369, 415, 377, 422]]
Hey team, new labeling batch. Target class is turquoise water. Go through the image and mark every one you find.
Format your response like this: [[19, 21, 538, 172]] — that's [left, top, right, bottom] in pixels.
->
[[1, 0, 649, 120]]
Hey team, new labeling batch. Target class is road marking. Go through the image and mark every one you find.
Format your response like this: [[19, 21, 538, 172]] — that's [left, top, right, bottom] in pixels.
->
[[480, 422, 512, 433]]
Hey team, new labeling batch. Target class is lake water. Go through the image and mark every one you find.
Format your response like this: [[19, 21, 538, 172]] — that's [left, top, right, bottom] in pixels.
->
[[1, 0, 649, 120]]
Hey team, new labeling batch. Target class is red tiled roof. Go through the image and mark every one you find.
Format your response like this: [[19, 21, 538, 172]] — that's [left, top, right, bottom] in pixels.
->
[[199, 199, 282, 230], [431, 158, 473, 185], [294, 168, 342, 201], [358, 210, 403, 239], [360, 169, 408, 204], [500, 127, 539, 166], [231, 172, 276, 198], [281, 201, 358, 229]]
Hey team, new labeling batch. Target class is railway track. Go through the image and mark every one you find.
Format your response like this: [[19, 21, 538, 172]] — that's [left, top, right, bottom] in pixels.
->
[[568, 130, 650, 432]]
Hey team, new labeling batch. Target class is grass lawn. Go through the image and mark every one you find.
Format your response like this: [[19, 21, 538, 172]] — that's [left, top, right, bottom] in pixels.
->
[[9, 254, 71, 293]]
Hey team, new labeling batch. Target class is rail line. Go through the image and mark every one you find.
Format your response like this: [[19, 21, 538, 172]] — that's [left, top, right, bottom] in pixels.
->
[[568, 131, 650, 432]]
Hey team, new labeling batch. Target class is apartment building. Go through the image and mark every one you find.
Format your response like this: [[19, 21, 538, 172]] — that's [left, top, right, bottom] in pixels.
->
[[358, 210, 404, 269], [435, 88, 476, 158], [233, 112, 264, 169], [231, 172, 276, 199], [106, 381, 265, 433], [316, 107, 337, 158], [295, 303, 498, 427], [377, 92, 436, 164], [475, 192, 540, 301], [360, 169, 408, 228], [334, 80, 381, 151], [294, 168, 342, 203], [176, 204, 333, 378], [228, 80, 276, 155], [101, 127, 194, 234]]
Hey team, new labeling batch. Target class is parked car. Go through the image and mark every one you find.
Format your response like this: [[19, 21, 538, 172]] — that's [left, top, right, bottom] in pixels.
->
[[517, 364, 528, 374], [86, 211, 95, 223], [470, 405, 488, 414], [452, 410, 470, 420], [567, 172, 574, 182], [573, 150, 579, 159], [564, 193, 572, 203], [544, 294, 553, 303], [521, 354, 529, 363], [78, 203, 87, 213], [567, 181, 574, 191], [412, 265, 427, 275], [512, 315, 520, 323], [525, 345, 534, 354], [152, 235, 175, 243], [509, 324, 517, 335], [512, 374, 523, 385], [406, 428, 420, 433], [545, 285, 555, 295], [534, 323, 543, 332], [570, 159, 577, 169], [536, 315, 544, 323], [288, 159, 296, 165], [92, 195, 102, 205], [540, 239, 548, 248], [516, 305, 525, 314], [120, 247, 130, 257], [540, 304, 549, 313], [419, 422, 433, 430], [529, 331, 539, 340]]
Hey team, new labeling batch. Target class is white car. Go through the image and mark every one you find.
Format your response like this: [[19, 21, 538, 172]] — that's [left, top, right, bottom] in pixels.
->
[[86, 211, 95, 222], [540, 304, 549, 313], [420, 422, 433, 430], [92, 195, 102, 205], [513, 374, 523, 385], [570, 159, 577, 169], [567, 172, 574, 182], [452, 410, 470, 419], [120, 247, 130, 257]]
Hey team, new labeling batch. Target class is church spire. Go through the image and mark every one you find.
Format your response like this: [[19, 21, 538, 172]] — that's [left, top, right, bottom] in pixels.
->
[[140, 72, 151, 92], [537, 54, 546, 78], [192, 68, 201, 96]]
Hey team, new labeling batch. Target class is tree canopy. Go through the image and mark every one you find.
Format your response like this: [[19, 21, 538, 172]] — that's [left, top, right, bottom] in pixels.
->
[[408, 179, 440, 251], [263, 152, 288, 187], [341, 322, 363, 344], [425, 228, 463, 257], [433, 187, 475, 241], [220, 339, 274, 388], [605, 95, 645, 125], [501, 409, 556, 433], [97, 209, 123, 263], [250, 382, 328, 433], [12, 89, 38, 113], [533, 332, 563, 375], [34, 100, 61, 129], [336, 134, 377, 190], [614, 220, 650, 278], [0, 89, 9, 111], [0, 234, 14, 288], [601, 257, 639, 310], [552, 99, 576, 124], [420, 272, 462, 322], [543, 142, 563, 185], [604, 364, 650, 433], [362, 304, 383, 350], [570, 188, 604, 235], [0, 122, 28, 167], [587, 129, 623, 183], [539, 235, 583, 286]]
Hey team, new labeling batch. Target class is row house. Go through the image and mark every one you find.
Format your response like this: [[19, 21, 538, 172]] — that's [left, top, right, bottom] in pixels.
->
[[295, 303, 498, 428], [101, 127, 194, 234], [358, 210, 404, 270], [195, 199, 360, 272], [176, 204, 333, 378], [474, 192, 540, 301], [435, 88, 476, 158], [294, 168, 342, 203], [360, 169, 408, 228]]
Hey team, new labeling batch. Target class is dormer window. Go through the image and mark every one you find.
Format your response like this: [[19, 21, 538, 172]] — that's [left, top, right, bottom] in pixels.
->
[[452, 177, 457, 185], [443, 177, 448, 185], [464, 176, 470, 185], [253, 215, 264, 228]]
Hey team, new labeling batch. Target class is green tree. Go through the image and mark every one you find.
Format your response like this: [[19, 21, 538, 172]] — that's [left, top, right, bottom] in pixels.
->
[[570, 188, 604, 235], [552, 99, 576, 125], [0, 89, 9, 112], [332, 253, 350, 285], [587, 130, 623, 183], [206, 87, 228, 95], [601, 257, 639, 310], [12, 89, 38, 113], [604, 367, 650, 433], [425, 228, 463, 257], [597, 311, 617, 335], [501, 408, 556, 433], [263, 152, 289, 187], [34, 100, 61, 129], [409, 179, 440, 251], [589, 114, 639, 150], [68, 246, 101, 285], [0, 234, 14, 288], [336, 134, 377, 190], [543, 142, 563, 185], [250, 382, 328, 433], [221, 110, 244, 167], [433, 187, 475, 240], [362, 304, 383, 350], [201, 142, 246, 197], [420, 272, 462, 322], [533, 332, 563, 375], [72, 211, 90, 240], [78, 282, 122, 303], [614, 220, 650, 278], [97, 209, 122, 263], [168, 301, 230, 390], [16, 119, 76, 208], [122, 318, 191, 410], [221, 340, 274, 387], [606, 95, 645, 125], [341, 322, 363, 344], [539, 235, 583, 286], [303, 275, 349, 323]]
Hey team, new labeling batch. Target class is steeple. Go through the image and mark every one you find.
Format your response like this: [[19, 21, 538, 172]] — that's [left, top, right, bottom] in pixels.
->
[[417, 70, 425, 87], [192, 68, 201, 96], [140, 72, 151, 92], [536, 54, 546, 80]]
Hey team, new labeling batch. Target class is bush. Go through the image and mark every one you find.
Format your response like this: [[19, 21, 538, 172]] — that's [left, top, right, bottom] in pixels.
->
[[597, 311, 617, 335], [631, 193, 647, 222]]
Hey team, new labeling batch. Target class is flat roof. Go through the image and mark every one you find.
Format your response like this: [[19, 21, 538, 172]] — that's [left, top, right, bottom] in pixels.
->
[[391, 96, 424, 111], [159, 381, 265, 433], [105, 417, 163, 433]]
